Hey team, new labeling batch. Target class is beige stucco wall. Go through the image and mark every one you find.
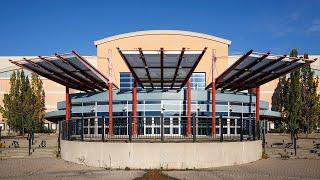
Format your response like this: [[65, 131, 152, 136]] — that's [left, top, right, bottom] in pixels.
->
[[61, 140, 262, 169], [95, 30, 230, 87]]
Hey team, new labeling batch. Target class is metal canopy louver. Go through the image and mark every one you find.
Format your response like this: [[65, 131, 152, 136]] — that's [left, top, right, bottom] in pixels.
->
[[117, 47, 207, 89], [10, 51, 118, 92], [207, 50, 317, 91]]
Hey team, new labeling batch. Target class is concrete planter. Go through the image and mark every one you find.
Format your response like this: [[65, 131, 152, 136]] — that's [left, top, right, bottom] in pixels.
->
[[61, 140, 262, 169]]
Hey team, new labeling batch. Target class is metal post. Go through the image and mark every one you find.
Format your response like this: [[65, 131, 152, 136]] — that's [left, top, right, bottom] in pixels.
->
[[28, 132, 32, 156], [128, 114, 132, 142], [240, 116, 243, 142], [81, 116, 84, 141], [187, 80, 192, 136], [132, 80, 137, 136], [255, 87, 260, 140], [66, 87, 70, 121], [102, 116, 105, 142], [262, 121, 266, 152], [192, 114, 196, 142], [249, 91, 252, 138], [161, 113, 164, 142], [253, 119, 256, 140], [108, 82, 113, 135], [65, 87, 70, 140], [211, 49, 216, 136], [294, 130, 297, 156], [220, 114, 223, 142], [57, 121, 61, 156], [67, 120, 71, 140]]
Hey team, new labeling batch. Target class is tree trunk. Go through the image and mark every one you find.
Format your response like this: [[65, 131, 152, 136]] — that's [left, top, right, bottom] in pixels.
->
[[294, 133, 297, 156]]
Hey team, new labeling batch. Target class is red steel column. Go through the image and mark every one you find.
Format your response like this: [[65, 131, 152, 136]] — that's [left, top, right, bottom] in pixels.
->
[[211, 50, 216, 136], [132, 80, 137, 135], [65, 87, 70, 121], [187, 80, 192, 136], [212, 80, 216, 136], [256, 87, 260, 121], [108, 82, 113, 135]]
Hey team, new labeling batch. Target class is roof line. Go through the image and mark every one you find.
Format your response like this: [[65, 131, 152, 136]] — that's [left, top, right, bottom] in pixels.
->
[[94, 30, 231, 45]]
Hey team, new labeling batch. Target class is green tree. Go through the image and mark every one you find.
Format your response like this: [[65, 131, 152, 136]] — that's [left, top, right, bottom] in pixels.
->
[[286, 49, 301, 155], [271, 76, 287, 130], [300, 54, 319, 134], [0, 70, 46, 134], [31, 73, 46, 131]]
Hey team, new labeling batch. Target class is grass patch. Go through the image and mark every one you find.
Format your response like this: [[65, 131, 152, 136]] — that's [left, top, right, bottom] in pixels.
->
[[133, 170, 179, 180]]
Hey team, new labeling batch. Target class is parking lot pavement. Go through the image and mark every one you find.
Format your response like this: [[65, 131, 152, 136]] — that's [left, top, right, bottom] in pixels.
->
[[1, 133, 320, 179], [0, 157, 145, 180], [0, 157, 320, 180], [165, 159, 320, 180]]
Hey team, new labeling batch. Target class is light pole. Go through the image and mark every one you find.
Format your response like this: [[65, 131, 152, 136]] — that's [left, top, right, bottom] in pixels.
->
[[228, 104, 233, 137], [197, 104, 200, 136], [161, 105, 165, 142], [122, 106, 128, 134], [253, 109, 256, 140]]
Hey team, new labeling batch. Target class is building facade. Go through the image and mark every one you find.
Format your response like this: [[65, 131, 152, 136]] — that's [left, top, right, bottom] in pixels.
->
[[0, 30, 319, 135]]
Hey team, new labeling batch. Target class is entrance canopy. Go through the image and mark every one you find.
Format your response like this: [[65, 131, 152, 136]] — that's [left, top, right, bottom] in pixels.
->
[[10, 51, 117, 92], [207, 50, 317, 91], [117, 47, 207, 89]]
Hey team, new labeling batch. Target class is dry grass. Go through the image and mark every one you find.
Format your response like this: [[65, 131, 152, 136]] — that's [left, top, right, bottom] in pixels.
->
[[134, 170, 179, 180]]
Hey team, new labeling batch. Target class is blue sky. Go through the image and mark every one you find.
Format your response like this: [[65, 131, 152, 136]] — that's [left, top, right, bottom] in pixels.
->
[[0, 0, 319, 56]]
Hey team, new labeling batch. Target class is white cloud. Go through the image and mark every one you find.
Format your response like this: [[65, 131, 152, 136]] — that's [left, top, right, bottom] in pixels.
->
[[307, 19, 320, 33]]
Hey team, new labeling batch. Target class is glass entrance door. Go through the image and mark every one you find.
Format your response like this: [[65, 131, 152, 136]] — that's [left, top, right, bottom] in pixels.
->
[[164, 117, 181, 136], [143, 116, 181, 136]]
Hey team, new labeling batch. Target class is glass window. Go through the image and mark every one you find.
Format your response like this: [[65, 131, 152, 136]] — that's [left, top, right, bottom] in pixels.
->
[[146, 117, 152, 125], [230, 119, 236, 126], [120, 72, 142, 91], [164, 128, 170, 134], [164, 118, 170, 125], [230, 128, 235, 134], [90, 128, 94, 134], [154, 128, 160, 134], [173, 118, 179, 125], [90, 119, 95, 126], [183, 72, 206, 90], [98, 128, 102, 134], [146, 128, 152, 134], [173, 128, 179, 134], [154, 117, 160, 125]]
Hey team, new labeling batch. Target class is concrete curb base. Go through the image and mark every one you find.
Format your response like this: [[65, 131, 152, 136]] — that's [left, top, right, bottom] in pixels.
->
[[61, 140, 262, 169]]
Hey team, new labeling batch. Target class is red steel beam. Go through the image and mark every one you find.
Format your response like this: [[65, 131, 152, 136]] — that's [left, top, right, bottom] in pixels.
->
[[180, 47, 208, 89], [25, 58, 95, 92], [10, 60, 84, 91], [39, 56, 104, 91], [71, 50, 114, 88], [66, 87, 70, 121], [132, 80, 137, 135], [55, 54, 106, 90], [138, 48, 154, 89], [221, 53, 270, 91], [211, 51, 216, 136], [255, 87, 260, 121], [187, 80, 192, 136], [160, 48, 164, 89], [108, 82, 113, 135], [171, 48, 185, 89], [117, 48, 145, 89]]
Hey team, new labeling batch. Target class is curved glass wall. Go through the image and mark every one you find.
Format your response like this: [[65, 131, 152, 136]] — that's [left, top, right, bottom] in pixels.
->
[[64, 90, 259, 137]]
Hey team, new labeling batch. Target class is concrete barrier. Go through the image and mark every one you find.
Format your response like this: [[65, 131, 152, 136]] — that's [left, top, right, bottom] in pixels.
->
[[61, 140, 262, 169]]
